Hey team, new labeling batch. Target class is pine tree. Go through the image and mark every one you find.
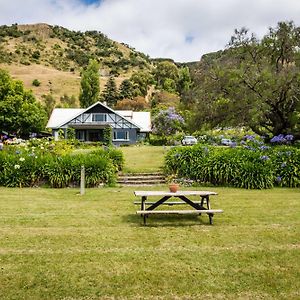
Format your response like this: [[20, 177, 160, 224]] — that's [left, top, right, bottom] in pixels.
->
[[102, 76, 118, 107], [119, 79, 134, 99]]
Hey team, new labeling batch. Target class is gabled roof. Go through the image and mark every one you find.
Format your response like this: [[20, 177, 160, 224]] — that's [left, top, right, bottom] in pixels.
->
[[47, 108, 85, 128], [47, 102, 151, 131], [117, 111, 151, 132]]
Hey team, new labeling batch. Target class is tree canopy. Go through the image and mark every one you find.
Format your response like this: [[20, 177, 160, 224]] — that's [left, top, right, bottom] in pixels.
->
[[189, 21, 300, 139], [101, 76, 118, 107], [0, 69, 47, 137], [79, 59, 100, 108]]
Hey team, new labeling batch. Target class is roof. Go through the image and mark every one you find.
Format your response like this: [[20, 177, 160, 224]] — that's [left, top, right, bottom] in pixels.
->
[[47, 102, 151, 132], [46, 108, 85, 128], [116, 111, 151, 132]]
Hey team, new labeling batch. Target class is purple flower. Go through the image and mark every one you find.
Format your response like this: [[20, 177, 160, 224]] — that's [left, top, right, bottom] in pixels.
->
[[270, 134, 292, 143], [259, 145, 270, 151], [285, 134, 294, 141], [276, 176, 282, 182], [281, 162, 287, 168], [244, 146, 256, 151], [260, 155, 269, 161], [244, 135, 255, 141], [15, 150, 20, 155]]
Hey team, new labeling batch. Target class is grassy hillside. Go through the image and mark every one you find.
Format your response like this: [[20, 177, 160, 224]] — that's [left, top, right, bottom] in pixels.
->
[[0, 23, 153, 104]]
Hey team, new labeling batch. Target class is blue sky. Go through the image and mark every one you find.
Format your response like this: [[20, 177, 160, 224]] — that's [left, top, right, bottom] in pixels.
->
[[81, 0, 100, 4], [1, 0, 300, 62]]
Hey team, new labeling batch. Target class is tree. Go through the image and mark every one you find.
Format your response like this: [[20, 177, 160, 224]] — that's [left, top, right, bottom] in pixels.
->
[[190, 21, 300, 138], [79, 59, 100, 107], [42, 94, 56, 118], [130, 71, 153, 97], [152, 107, 185, 136], [177, 66, 192, 95], [119, 79, 134, 99], [101, 76, 118, 107], [60, 94, 77, 108], [151, 91, 180, 110], [154, 61, 179, 91], [0, 69, 47, 137], [115, 96, 148, 111]]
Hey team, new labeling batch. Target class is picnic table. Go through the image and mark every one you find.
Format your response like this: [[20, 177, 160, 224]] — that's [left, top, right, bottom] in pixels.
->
[[134, 190, 223, 225]]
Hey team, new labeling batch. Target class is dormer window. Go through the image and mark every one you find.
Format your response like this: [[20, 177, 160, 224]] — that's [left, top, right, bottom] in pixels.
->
[[92, 113, 107, 122]]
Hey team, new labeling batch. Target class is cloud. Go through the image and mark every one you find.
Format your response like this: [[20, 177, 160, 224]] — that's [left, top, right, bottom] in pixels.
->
[[1, 0, 300, 62]]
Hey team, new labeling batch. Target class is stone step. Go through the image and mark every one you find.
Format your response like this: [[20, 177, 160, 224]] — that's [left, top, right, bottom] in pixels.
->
[[117, 172, 166, 186], [118, 172, 164, 177], [118, 175, 165, 180], [117, 181, 166, 185]]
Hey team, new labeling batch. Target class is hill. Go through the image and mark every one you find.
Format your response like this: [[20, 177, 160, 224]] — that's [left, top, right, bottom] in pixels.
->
[[0, 23, 154, 104]]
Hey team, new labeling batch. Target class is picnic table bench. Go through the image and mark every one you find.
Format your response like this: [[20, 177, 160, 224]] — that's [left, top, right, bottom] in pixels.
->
[[134, 190, 223, 225]]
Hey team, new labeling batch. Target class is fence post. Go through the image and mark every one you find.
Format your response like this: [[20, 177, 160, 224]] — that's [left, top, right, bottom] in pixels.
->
[[80, 165, 85, 195]]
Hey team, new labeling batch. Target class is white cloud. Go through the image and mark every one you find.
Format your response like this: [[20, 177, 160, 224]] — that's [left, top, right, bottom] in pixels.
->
[[1, 0, 300, 62]]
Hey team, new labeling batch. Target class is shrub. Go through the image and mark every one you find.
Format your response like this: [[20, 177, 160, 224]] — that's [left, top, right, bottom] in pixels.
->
[[0, 142, 123, 188], [32, 79, 41, 86], [164, 145, 299, 189]]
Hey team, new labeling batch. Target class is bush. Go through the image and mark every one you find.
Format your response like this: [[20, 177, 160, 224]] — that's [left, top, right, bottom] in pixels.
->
[[164, 145, 299, 189], [32, 79, 41, 86], [0, 142, 124, 188]]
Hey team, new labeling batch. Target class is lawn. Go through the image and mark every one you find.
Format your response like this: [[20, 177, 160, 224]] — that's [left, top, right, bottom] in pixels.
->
[[0, 186, 299, 299], [120, 145, 169, 173]]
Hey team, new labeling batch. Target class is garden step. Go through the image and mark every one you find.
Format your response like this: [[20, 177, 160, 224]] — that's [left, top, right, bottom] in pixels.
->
[[118, 176, 165, 180], [117, 172, 166, 186]]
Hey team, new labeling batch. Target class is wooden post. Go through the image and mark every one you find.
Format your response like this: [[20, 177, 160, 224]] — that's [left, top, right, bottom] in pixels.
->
[[80, 165, 85, 195]]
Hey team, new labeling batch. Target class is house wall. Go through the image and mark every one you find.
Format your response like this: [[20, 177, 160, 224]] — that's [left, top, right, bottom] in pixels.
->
[[112, 128, 137, 146]]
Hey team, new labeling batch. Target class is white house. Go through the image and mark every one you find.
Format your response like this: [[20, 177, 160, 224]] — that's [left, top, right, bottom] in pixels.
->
[[47, 102, 151, 145]]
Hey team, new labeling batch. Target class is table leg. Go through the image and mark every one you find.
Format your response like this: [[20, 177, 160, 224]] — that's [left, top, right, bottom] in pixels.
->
[[141, 196, 147, 225], [141, 196, 146, 211], [206, 196, 213, 225]]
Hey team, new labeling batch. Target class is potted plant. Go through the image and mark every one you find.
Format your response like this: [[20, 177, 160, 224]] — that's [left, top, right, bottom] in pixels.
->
[[167, 173, 179, 193]]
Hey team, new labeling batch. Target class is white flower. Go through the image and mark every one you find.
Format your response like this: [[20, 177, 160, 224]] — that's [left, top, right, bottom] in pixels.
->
[[40, 146, 44, 150], [14, 164, 20, 169], [19, 157, 25, 162]]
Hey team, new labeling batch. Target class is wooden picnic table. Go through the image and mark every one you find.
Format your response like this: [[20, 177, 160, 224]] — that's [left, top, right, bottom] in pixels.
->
[[134, 190, 223, 225]]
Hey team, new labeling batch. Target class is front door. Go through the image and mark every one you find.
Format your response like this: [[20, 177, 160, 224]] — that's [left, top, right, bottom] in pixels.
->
[[87, 130, 103, 142]]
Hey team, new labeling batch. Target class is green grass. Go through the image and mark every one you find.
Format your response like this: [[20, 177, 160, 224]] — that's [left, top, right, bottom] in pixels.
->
[[0, 186, 299, 299], [120, 145, 169, 173]]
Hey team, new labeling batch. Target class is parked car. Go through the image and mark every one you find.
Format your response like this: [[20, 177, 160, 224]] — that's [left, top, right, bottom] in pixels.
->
[[221, 138, 233, 146], [182, 136, 198, 146]]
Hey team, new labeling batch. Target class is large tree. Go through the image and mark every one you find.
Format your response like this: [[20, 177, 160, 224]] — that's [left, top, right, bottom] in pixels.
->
[[190, 21, 300, 138], [0, 69, 47, 137], [119, 79, 134, 99], [79, 59, 100, 107], [101, 76, 118, 107]]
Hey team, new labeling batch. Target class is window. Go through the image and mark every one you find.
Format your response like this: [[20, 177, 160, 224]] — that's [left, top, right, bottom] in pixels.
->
[[92, 113, 107, 122], [113, 131, 129, 141]]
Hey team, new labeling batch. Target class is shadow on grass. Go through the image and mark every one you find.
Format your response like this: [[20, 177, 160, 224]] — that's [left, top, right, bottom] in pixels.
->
[[122, 213, 212, 227]]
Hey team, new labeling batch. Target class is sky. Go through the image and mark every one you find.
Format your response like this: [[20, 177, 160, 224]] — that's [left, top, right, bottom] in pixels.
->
[[1, 0, 300, 62]]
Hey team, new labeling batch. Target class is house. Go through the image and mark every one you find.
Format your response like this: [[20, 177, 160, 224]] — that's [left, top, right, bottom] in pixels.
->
[[46, 102, 151, 145]]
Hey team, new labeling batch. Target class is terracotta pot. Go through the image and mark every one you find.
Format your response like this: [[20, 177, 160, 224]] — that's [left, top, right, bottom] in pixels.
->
[[169, 183, 179, 193]]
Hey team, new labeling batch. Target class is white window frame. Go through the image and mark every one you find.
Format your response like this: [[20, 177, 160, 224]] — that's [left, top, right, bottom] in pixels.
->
[[92, 113, 107, 122], [113, 131, 129, 141]]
